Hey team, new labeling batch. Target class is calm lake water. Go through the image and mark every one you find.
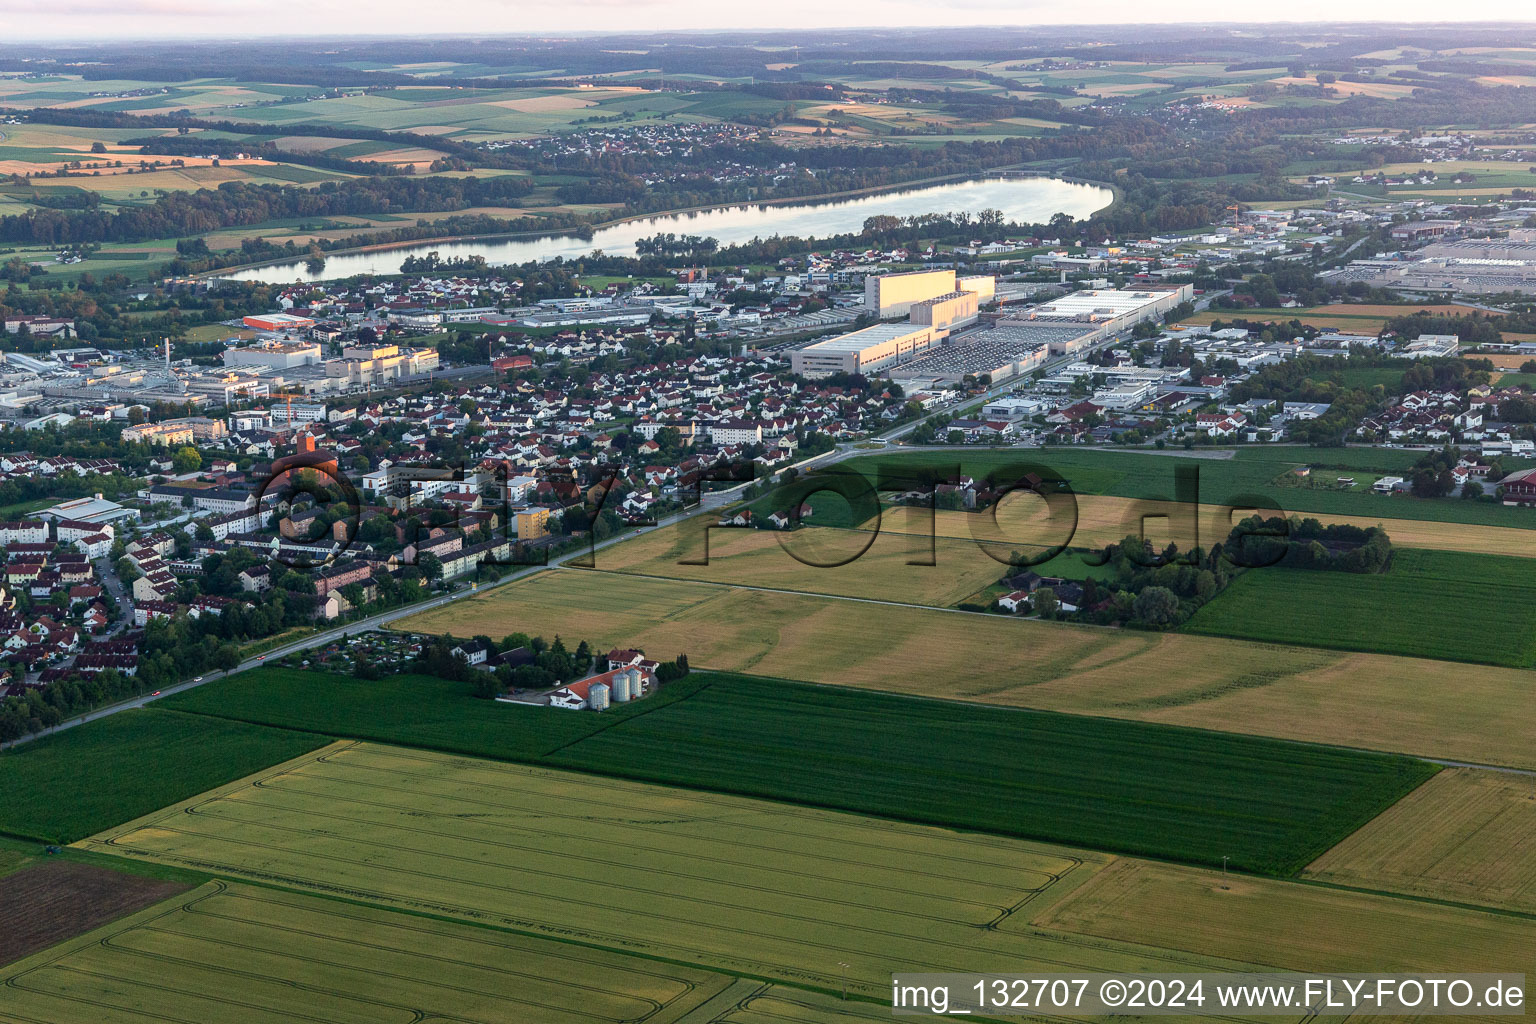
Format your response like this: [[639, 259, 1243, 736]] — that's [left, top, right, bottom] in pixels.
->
[[222, 175, 1113, 284]]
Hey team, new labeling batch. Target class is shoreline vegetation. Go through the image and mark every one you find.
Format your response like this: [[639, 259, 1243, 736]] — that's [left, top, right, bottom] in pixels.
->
[[196, 169, 1119, 282]]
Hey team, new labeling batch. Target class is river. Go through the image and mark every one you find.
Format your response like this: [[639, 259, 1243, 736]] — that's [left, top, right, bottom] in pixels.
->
[[220, 175, 1113, 284]]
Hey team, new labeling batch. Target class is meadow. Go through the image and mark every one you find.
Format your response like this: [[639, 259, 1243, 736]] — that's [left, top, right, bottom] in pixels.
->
[[394, 569, 1536, 770], [0, 709, 328, 844], [0, 879, 746, 1024], [80, 742, 1503, 1006], [1306, 767, 1536, 914], [547, 674, 1434, 875], [1182, 548, 1536, 667]]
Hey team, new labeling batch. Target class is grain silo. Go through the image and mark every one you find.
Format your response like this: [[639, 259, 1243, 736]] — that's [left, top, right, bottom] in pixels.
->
[[612, 672, 632, 702], [628, 668, 645, 697], [588, 682, 610, 711]]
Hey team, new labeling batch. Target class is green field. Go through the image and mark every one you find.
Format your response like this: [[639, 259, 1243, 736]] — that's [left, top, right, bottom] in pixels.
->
[[0, 879, 756, 1024], [825, 446, 1536, 529], [545, 674, 1433, 875], [0, 709, 328, 844], [157, 668, 1431, 875], [1183, 548, 1536, 667], [161, 668, 707, 760]]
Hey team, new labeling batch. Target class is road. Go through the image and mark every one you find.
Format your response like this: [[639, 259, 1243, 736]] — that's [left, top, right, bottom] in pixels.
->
[[0, 498, 707, 751], [2, 314, 1149, 750]]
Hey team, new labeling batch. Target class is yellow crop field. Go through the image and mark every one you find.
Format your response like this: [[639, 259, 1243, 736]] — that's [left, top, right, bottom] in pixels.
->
[[588, 511, 1011, 606], [1179, 302, 1493, 334], [81, 741, 1190, 1001], [396, 570, 1536, 769], [582, 498, 1536, 619], [491, 94, 599, 112], [1306, 768, 1536, 913], [1309, 302, 1498, 318], [80, 741, 1516, 1017], [908, 497, 1536, 560], [1477, 353, 1534, 369], [1036, 859, 1535, 989], [0, 879, 743, 1024]]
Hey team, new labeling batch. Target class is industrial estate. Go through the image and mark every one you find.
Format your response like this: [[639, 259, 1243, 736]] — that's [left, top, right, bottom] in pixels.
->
[[0, 17, 1534, 1024]]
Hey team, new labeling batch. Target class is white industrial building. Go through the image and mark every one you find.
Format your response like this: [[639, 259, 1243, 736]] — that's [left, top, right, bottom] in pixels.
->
[[790, 323, 941, 378], [223, 341, 323, 369]]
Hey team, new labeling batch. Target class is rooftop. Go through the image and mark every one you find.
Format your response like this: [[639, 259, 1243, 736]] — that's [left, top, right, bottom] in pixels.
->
[[801, 322, 930, 354]]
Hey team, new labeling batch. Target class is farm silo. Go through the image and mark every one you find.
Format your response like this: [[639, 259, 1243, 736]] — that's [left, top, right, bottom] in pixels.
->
[[612, 672, 632, 702], [588, 682, 610, 711]]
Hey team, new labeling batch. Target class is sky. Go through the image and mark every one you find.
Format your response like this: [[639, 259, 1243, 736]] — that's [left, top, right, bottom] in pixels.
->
[[0, 0, 1533, 41]]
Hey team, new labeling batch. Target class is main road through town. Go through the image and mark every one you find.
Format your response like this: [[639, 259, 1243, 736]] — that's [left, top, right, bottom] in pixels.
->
[[0, 317, 1164, 750]]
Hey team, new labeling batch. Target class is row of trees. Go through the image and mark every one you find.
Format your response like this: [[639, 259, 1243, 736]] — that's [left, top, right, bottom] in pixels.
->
[[1, 174, 538, 246]]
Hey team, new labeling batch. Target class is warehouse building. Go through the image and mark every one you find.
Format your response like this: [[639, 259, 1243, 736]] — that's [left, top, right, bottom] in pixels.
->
[[223, 341, 323, 369], [790, 323, 940, 378], [882, 287, 1190, 386], [864, 270, 996, 318], [865, 269, 957, 318], [911, 290, 980, 332], [886, 328, 1050, 384], [957, 275, 996, 304], [1018, 286, 1193, 332], [243, 313, 317, 333]]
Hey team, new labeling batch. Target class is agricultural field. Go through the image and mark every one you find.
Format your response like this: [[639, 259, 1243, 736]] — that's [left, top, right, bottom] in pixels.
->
[[1182, 548, 1536, 667], [1306, 767, 1536, 913], [160, 668, 708, 761], [827, 446, 1536, 528], [544, 674, 1433, 874], [0, 76, 316, 116], [158, 667, 1426, 873], [79, 741, 1485, 1007], [0, 708, 329, 844], [1, 79, 793, 140], [1177, 302, 1494, 336], [591, 511, 1013, 606], [394, 569, 1536, 770], [0, 879, 748, 1024], [911, 496, 1536, 561], [585, 464, 1536, 614], [1474, 351, 1536, 369], [1294, 159, 1536, 195], [1036, 858, 1535, 980], [0, 860, 190, 968]]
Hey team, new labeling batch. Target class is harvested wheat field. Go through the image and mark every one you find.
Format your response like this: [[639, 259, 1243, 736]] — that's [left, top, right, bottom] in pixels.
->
[[491, 94, 599, 112], [878, 497, 1536, 561], [395, 569, 1536, 770], [1306, 767, 1536, 913], [589, 511, 1011, 606]]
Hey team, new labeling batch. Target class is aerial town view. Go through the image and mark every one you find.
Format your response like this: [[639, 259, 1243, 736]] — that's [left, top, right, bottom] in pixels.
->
[[1, 3, 1536, 1021]]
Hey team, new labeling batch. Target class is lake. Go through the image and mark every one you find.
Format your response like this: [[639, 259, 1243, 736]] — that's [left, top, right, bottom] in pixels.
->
[[221, 175, 1113, 284]]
